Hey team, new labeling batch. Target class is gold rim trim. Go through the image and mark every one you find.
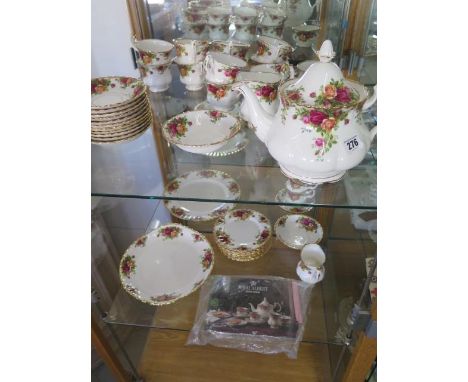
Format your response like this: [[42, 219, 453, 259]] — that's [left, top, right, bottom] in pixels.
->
[[162, 110, 242, 148], [91, 110, 152, 131], [91, 76, 148, 110], [91, 125, 150, 145], [91, 96, 151, 121], [119, 223, 214, 306]]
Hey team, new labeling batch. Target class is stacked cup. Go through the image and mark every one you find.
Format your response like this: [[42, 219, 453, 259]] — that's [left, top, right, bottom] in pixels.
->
[[133, 38, 174, 93], [173, 38, 209, 91], [207, 6, 232, 41], [258, 7, 286, 39], [232, 6, 258, 42], [204, 52, 247, 111], [183, 3, 208, 40]]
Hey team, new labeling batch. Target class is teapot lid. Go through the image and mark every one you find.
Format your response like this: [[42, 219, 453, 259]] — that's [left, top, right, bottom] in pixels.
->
[[284, 40, 360, 109]]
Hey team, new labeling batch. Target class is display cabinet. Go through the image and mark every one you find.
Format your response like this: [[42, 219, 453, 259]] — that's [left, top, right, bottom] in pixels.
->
[[92, 1, 377, 381]]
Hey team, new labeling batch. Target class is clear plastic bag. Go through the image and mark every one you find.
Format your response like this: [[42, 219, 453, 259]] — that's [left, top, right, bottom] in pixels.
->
[[186, 275, 314, 359]]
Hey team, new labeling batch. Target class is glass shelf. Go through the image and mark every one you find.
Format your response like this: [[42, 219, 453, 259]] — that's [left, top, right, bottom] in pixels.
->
[[92, 71, 377, 210]]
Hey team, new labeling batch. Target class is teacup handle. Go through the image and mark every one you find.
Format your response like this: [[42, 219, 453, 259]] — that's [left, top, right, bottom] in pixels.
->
[[289, 65, 296, 79], [203, 54, 213, 77], [363, 85, 377, 110]]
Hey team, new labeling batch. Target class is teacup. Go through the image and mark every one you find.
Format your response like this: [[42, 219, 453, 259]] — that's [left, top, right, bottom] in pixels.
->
[[250, 63, 295, 81], [233, 6, 258, 25], [254, 36, 293, 64], [132, 38, 174, 66], [236, 71, 282, 120], [209, 40, 250, 60], [139, 64, 172, 93], [204, 52, 247, 84], [173, 38, 209, 65], [207, 7, 231, 25], [258, 7, 286, 26], [236, 306, 249, 317], [206, 81, 241, 111], [267, 312, 282, 328], [184, 23, 208, 40], [258, 24, 284, 39], [184, 8, 207, 24], [234, 23, 257, 42], [208, 24, 230, 40], [176, 61, 205, 91], [296, 243, 326, 285], [279, 315, 291, 325], [292, 24, 320, 48]]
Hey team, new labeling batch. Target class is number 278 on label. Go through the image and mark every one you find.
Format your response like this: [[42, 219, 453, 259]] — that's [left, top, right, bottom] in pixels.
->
[[344, 136, 360, 152]]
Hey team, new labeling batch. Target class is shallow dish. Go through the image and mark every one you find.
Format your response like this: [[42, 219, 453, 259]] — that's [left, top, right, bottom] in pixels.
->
[[214, 209, 272, 261], [91, 124, 150, 144], [274, 214, 323, 249], [274, 189, 313, 213], [119, 224, 214, 305], [91, 77, 146, 109], [163, 170, 241, 221], [162, 110, 241, 154]]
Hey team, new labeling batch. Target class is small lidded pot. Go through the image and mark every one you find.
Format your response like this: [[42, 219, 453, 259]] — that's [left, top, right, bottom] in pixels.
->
[[296, 243, 326, 285]]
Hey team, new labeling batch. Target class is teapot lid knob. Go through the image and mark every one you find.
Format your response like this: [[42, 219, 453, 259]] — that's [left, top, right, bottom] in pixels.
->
[[316, 40, 335, 63]]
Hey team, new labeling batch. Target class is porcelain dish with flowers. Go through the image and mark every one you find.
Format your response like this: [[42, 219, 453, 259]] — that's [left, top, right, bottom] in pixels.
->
[[274, 188, 313, 213], [163, 170, 241, 221], [274, 214, 323, 249], [119, 224, 214, 306], [91, 77, 146, 108], [235, 40, 377, 184], [162, 110, 241, 154]]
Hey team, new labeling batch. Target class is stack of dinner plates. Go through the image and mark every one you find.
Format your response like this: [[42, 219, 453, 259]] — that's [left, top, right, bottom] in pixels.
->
[[91, 76, 153, 144]]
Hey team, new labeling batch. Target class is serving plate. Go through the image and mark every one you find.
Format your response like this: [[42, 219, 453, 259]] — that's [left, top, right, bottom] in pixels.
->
[[274, 214, 323, 249], [91, 77, 146, 109], [119, 224, 214, 305], [163, 170, 241, 221], [162, 110, 241, 154]]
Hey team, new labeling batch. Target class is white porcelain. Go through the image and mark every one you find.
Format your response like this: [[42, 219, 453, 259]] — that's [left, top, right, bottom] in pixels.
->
[[296, 243, 326, 284], [236, 72, 282, 122], [233, 23, 257, 42], [176, 61, 205, 91], [254, 36, 293, 64], [206, 82, 241, 110], [184, 23, 208, 40], [233, 6, 258, 25], [132, 38, 174, 66], [286, 178, 318, 193], [214, 209, 272, 251], [275, 214, 323, 249], [119, 224, 214, 305], [258, 24, 284, 39], [292, 24, 320, 48], [173, 38, 209, 65], [274, 188, 315, 213], [184, 8, 208, 24], [249, 297, 281, 319], [236, 40, 378, 184], [162, 110, 241, 154], [204, 52, 247, 84], [250, 63, 295, 81], [163, 170, 241, 221], [208, 24, 230, 40], [207, 7, 231, 24], [278, 0, 317, 27], [258, 7, 286, 26], [139, 64, 172, 93], [209, 40, 250, 60], [91, 77, 146, 108], [296, 60, 316, 76]]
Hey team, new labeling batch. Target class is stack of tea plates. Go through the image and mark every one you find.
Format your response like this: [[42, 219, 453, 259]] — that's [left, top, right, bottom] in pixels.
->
[[91, 77, 153, 144]]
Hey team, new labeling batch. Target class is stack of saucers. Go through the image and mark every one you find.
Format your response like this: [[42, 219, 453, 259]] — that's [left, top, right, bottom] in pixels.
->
[[214, 209, 272, 262], [91, 77, 152, 144]]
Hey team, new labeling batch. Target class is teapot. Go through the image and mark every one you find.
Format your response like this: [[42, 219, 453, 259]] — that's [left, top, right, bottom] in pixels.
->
[[249, 297, 281, 319], [234, 40, 377, 184]]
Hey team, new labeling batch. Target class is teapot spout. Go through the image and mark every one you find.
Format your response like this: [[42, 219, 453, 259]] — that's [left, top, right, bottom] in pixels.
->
[[233, 83, 274, 143], [248, 303, 256, 312]]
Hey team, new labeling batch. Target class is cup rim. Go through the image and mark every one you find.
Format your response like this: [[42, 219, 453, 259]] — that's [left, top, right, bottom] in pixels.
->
[[209, 52, 248, 68]]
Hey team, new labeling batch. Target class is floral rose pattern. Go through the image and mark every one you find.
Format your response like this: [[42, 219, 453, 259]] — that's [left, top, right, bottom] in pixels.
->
[[222, 68, 240, 80], [157, 226, 182, 239], [296, 31, 317, 42], [254, 84, 277, 104], [231, 210, 253, 220], [228, 182, 240, 194], [178, 65, 193, 77], [121, 255, 136, 278], [255, 229, 270, 245], [207, 83, 228, 100], [175, 44, 187, 57], [165, 116, 192, 139], [91, 78, 111, 94], [139, 51, 156, 65], [151, 293, 179, 303], [277, 216, 287, 227], [206, 110, 226, 123], [166, 180, 180, 194], [134, 236, 147, 247], [257, 42, 271, 56], [199, 170, 217, 178], [190, 24, 205, 35], [201, 249, 213, 271], [192, 233, 204, 242], [297, 217, 318, 232], [170, 206, 185, 217], [215, 228, 232, 245]]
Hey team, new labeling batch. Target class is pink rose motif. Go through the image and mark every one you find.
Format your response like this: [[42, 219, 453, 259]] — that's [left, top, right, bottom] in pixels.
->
[[321, 117, 336, 132], [324, 84, 337, 99], [335, 87, 351, 103], [315, 138, 325, 147], [309, 110, 328, 125], [323, 100, 331, 109], [310, 92, 316, 98], [302, 116, 311, 124], [261, 86, 274, 97]]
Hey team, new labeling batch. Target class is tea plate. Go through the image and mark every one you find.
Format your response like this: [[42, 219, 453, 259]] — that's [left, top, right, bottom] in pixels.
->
[[274, 214, 323, 249], [119, 224, 214, 306], [214, 209, 272, 251], [275, 189, 313, 213], [163, 170, 241, 221], [162, 110, 241, 154], [91, 77, 146, 108]]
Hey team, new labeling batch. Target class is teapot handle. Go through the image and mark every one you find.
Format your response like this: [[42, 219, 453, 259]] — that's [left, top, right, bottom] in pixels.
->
[[362, 85, 377, 111], [273, 302, 282, 312], [369, 125, 377, 142], [289, 64, 296, 79]]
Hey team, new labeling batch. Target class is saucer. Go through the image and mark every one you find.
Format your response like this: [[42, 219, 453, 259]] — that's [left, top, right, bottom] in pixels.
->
[[250, 53, 286, 65], [194, 100, 241, 117], [274, 214, 323, 249], [275, 189, 314, 213]]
